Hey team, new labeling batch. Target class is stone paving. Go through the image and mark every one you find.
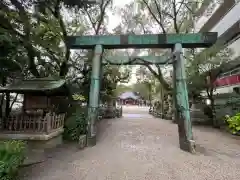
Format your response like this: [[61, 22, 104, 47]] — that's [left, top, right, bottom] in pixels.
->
[[21, 106, 240, 180]]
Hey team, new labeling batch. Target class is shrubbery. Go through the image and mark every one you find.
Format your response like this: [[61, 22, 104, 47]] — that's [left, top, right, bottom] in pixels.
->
[[225, 113, 240, 135], [63, 106, 87, 141], [0, 140, 26, 180], [63, 103, 122, 141], [116, 106, 122, 118], [100, 106, 122, 119]]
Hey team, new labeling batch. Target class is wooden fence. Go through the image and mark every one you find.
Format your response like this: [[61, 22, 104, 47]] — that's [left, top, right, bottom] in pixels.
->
[[2, 112, 65, 134]]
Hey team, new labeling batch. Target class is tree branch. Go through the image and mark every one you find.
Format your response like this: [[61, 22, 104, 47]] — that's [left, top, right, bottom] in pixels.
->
[[95, 0, 111, 34], [10, 0, 40, 77], [176, 0, 185, 15], [41, 0, 70, 77], [84, 0, 111, 35], [172, 0, 179, 33], [144, 63, 171, 91], [142, 0, 166, 33]]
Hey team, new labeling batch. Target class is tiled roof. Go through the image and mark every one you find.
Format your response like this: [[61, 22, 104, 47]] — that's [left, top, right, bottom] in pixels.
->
[[118, 92, 139, 100], [0, 77, 66, 93]]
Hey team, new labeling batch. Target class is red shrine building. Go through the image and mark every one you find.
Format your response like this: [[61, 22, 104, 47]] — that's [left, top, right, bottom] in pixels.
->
[[118, 92, 141, 105]]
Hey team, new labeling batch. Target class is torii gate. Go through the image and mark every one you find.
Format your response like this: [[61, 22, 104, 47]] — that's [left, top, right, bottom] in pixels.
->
[[67, 33, 217, 153]]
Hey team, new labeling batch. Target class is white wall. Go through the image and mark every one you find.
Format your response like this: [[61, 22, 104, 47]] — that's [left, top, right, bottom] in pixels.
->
[[195, 1, 240, 55], [210, 1, 240, 36], [194, 1, 222, 32], [228, 36, 240, 59], [195, 1, 240, 35], [201, 83, 240, 97]]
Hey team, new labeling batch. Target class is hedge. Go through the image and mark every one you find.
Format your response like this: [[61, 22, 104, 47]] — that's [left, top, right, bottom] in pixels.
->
[[0, 140, 26, 180]]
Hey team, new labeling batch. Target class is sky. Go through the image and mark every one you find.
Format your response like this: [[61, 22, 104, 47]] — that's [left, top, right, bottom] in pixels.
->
[[107, 0, 138, 85], [107, 0, 134, 31], [105, 0, 172, 86]]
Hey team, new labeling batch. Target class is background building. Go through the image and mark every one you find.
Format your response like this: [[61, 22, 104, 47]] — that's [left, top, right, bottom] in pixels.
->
[[194, 0, 240, 96], [118, 92, 143, 105]]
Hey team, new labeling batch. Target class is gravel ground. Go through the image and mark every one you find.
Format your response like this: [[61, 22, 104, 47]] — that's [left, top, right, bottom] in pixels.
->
[[20, 106, 240, 180]]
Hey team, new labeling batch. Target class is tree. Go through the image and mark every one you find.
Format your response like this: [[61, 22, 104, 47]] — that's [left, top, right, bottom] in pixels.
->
[[100, 65, 130, 104], [186, 44, 234, 126], [1, 0, 64, 77], [0, 30, 25, 118], [114, 0, 212, 91], [135, 66, 156, 103], [0, 0, 110, 115], [82, 0, 131, 103], [114, 84, 132, 97]]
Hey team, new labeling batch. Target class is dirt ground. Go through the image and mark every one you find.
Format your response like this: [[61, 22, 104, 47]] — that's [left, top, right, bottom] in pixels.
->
[[20, 106, 240, 180]]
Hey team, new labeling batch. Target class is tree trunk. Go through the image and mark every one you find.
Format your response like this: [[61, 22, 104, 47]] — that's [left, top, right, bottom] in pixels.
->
[[5, 93, 10, 118], [0, 76, 7, 119], [209, 95, 219, 128], [9, 94, 19, 114], [148, 83, 152, 106]]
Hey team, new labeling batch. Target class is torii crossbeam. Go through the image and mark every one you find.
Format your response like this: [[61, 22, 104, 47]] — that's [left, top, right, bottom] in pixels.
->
[[67, 33, 217, 49]]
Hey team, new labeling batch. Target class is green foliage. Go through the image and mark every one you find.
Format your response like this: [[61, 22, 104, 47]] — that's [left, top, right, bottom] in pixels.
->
[[116, 106, 122, 118], [114, 84, 132, 97], [0, 140, 26, 180], [132, 82, 150, 100], [186, 45, 234, 93], [72, 94, 86, 101], [225, 114, 240, 134], [101, 65, 130, 102], [100, 106, 119, 119], [63, 106, 87, 141]]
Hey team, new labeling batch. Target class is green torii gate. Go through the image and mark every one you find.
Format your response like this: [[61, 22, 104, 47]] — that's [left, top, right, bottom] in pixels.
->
[[67, 33, 217, 153]]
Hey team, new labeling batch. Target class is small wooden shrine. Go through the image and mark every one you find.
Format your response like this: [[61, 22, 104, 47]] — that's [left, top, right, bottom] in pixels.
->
[[0, 77, 69, 152]]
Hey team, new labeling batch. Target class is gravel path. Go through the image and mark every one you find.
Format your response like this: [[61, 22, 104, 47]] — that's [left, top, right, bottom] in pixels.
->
[[21, 106, 240, 180]]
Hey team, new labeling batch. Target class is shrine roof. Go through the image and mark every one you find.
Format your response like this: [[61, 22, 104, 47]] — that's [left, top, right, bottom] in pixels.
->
[[118, 92, 140, 100], [0, 77, 66, 94]]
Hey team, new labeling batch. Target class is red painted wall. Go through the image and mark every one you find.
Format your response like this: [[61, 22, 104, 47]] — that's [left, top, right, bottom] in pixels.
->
[[214, 74, 240, 87]]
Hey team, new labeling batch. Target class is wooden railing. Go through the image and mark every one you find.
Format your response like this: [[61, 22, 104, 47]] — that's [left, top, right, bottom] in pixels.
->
[[47, 113, 65, 133], [2, 112, 65, 134]]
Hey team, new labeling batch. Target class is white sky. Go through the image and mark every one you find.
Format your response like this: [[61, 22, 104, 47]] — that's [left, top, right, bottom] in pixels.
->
[[107, 0, 134, 31], [106, 0, 172, 86], [107, 0, 137, 85]]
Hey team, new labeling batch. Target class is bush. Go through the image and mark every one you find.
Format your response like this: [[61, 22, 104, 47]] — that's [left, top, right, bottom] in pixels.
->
[[103, 107, 117, 119], [116, 107, 122, 118], [0, 140, 26, 180], [63, 106, 87, 141], [225, 113, 240, 135]]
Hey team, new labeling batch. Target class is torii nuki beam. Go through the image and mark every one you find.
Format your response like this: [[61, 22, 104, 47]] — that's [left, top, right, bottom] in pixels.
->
[[102, 55, 173, 65]]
